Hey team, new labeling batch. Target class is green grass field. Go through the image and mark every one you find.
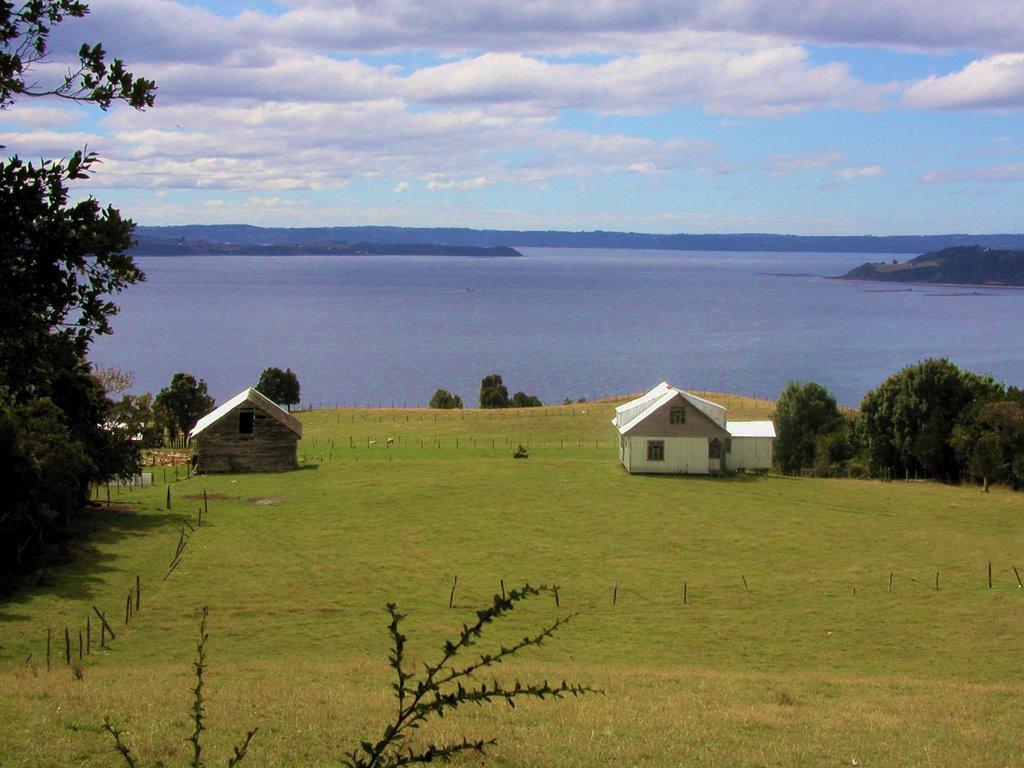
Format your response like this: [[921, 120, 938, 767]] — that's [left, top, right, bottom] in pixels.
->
[[1, 397, 1023, 767]]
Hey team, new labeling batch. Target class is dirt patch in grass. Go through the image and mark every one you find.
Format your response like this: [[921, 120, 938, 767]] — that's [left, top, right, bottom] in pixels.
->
[[250, 496, 285, 506], [183, 493, 236, 501]]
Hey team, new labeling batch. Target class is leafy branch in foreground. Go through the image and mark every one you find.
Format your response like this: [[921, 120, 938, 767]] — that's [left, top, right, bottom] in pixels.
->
[[344, 584, 598, 768], [103, 606, 257, 768]]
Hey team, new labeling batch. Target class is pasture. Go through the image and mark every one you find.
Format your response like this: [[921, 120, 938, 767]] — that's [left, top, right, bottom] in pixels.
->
[[1, 396, 1022, 767]]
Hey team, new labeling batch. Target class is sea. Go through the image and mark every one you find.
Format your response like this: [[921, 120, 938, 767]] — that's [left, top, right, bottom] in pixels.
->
[[88, 248, 1024, 408]]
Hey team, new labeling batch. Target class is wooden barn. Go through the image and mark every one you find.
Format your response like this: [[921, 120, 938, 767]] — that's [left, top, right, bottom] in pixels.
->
[[189, 388, 302, 473], [612, 382, 775, 475]]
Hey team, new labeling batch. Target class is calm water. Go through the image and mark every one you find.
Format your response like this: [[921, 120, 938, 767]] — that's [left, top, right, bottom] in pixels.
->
[[89, 248, 1024, 407]]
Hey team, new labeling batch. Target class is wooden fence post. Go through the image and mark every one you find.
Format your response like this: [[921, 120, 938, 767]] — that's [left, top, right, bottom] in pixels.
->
[[449, 575, 458, 608], [553, 585, 560, 607], [683, 581, 687, 605], [166, 486, 171, 510], [888, 572, 893, 593], [87, 616, 91, 654], [64, 627, 70, 666], [742, 576, 751, 600], [46, 628, 51, 669], [989, 561, 993, 589], [136, 575, 141, 611], [612, 584, 618, 605], [500, 579, 505, 600]]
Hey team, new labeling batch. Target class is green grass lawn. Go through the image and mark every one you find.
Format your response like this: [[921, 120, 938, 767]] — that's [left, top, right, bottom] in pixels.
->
[[1, 398, 1023, 767]]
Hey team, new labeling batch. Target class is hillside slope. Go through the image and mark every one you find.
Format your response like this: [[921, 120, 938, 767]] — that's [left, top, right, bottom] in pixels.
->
[[839, 245, 1024, 286]]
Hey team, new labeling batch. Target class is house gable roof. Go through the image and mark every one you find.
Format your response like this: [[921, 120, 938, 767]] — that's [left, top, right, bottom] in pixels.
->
[[189, 388, 303, 439], [616, 384, 731, 438]]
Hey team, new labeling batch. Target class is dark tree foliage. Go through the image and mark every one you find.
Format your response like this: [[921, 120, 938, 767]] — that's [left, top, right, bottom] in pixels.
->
[[951, 399, 1024, 491], [428, 388, 463, 409], [772, 380, 842, 473], [0, 151, 142, 395], [811, 413, 861, 477], [0, 399, 93, 574], [510, 391, 542, 408], [479, 374, 509, 409], [858, 358, 1002, 480], [154, 373, 215, 441], [256, 366, 301, 411], [0, 1, 155, 586], [342, 585, 595, 767], [0, 1, 155, 110]]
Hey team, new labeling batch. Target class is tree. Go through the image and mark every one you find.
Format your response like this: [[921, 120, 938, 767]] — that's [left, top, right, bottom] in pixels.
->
[[479, 374, 508, 409], [256, 367, 301, 411], [155, 373, 214, 442], [773, 381, 842, 474], [510, 391, 542, 408], [429, 388, 463, 409], [859, 359, 1002, 480], [0, 2, 155, 582], [951, 400, 1024, 491]]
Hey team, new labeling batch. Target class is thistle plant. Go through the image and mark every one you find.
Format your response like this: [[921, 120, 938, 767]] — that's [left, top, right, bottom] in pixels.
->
[[102, 606, 258, 768], [343, 583, 597, 767]]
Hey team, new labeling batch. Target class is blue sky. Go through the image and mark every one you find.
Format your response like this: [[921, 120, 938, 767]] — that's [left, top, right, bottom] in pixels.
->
[[3, 0, 1023, 234]]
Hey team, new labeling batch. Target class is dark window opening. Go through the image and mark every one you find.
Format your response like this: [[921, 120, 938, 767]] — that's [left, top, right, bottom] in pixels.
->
[[239, 411, 255, 435], [647, 440, 665, 461], [669, 406, 686, 424], [725, 438, 732, 454], [708, 439, 721, 459]]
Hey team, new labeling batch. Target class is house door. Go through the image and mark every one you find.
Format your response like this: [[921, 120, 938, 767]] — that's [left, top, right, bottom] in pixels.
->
[[708, 439, 722, 473]]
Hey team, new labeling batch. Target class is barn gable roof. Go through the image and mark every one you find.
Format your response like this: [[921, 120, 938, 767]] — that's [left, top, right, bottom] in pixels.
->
[[189, 388, 303, 439]]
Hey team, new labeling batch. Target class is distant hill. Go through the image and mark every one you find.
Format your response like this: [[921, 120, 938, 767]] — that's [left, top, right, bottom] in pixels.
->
[[128, 238, 522, 258], [839, 246, 1024, 286], [133, 224, 1024, 254]]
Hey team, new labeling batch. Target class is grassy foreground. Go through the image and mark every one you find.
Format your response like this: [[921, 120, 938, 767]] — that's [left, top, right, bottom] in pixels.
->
[[1, 396, 1023, 767]]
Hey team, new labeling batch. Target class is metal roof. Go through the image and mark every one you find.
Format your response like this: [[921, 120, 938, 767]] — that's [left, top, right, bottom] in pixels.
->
[[680, 391, 727, 427], [726, 420, 776, 438], [615, 383, 774, 438], [615, 390, 679, 434], [614, 381, 671, 413], [189, 388, 303, 439]]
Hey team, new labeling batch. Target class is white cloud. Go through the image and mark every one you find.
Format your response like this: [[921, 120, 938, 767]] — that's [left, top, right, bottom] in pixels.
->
[[920, 163, 1024, 183], [903, 53, 1024, 110], [835, 165, 885, 180], [249, 1, 1024, 54], [393, 182, 410, 193], [403, 48, 892, 117], [427, 176, 489, 191], [764, 151, 847, 177]]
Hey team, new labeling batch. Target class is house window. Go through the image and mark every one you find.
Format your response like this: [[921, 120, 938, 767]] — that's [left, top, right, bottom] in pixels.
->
[[238, 411, 255, 435], [647, 440, 665, 461], [725, 438, 732, 454], [669, 406, 686, 424], [708, 439, 721, 459]]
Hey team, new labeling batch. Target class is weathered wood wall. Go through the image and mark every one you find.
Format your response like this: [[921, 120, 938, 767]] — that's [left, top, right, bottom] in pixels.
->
[[194, 404, 298, 473]]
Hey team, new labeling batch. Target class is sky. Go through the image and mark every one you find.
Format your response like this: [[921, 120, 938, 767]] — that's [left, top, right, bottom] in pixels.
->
[[2, 0, 1024, 235]]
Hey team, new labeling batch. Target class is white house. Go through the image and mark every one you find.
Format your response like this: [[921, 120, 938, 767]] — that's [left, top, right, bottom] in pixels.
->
[[612, 383, 775, 474]]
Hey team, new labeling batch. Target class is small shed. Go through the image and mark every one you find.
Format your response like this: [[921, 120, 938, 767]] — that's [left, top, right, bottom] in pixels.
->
[[189, 388, 302, 473], [612, 383, 776, 474]]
